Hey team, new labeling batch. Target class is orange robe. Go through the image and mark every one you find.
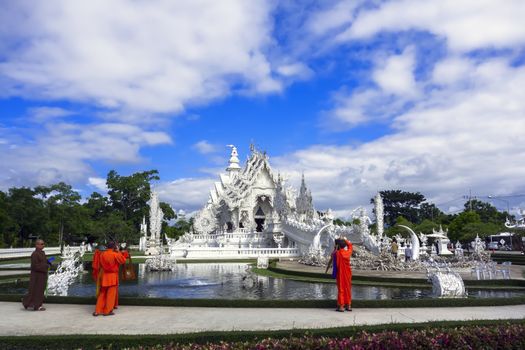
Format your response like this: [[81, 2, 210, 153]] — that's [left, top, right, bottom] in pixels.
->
[[335, 240, 353, 307], [95, 250, 126, 315], [92, 249, 103, 298], [114, 250, 130, 308]]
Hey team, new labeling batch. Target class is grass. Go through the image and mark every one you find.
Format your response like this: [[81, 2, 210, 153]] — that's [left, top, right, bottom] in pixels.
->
[[0, 319, 523, 350]]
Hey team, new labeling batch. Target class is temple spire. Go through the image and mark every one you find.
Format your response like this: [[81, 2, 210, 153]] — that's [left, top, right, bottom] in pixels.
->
[[226, 144, 241, 175]]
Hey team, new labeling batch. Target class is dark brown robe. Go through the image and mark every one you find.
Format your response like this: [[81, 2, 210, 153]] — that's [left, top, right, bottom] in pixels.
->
[[22, 249, 48, 310]]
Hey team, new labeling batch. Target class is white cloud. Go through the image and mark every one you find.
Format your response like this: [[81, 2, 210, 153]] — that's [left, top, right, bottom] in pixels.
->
[[373, 47, 417, 96], [0, 0, 282, 117], [338, 0, 525, 52], [192, 140, 217, 155], [323, 48, 418, 129], [28, 107, 75, 122], [432, 56, 474, 86], [307, 0, 366, 36], [275, 56, 525, 213], [157, 177, 216, 212], [0, 122, 172, 189], [87, 177, 108, 193]]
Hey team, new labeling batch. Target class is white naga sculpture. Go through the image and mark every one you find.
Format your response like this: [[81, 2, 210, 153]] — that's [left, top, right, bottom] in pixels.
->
[[47, 249, 85, 296], [398, 225, 421, 261], [426, 262, 466, 298], [505, 216, 525, 229]]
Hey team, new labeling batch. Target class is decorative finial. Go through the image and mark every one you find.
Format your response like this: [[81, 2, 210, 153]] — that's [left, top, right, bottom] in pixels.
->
[[226, 144, 241, 173]]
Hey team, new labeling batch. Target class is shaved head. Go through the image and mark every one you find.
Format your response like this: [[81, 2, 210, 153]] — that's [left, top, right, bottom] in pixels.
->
[[35, 239, 45, 249]]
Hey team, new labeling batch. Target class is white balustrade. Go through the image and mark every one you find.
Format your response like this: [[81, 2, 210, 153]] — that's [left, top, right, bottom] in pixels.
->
[[170, 246, 299, 259], [0, 246, 81, 259]]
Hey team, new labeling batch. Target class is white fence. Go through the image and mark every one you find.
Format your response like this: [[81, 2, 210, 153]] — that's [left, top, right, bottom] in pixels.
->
[[170, 246, 300, 259], [0, 246, 81, 260]]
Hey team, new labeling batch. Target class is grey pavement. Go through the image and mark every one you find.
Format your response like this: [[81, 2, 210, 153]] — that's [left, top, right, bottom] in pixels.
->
[[0, 301, 524, 336]]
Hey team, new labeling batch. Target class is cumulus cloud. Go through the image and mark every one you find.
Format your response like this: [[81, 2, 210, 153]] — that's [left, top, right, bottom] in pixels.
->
[[157, 177, 217, 213], [87, 177, 108, 193], [192, 140, 217, 155], [337, 0, 525, 52], [0, 0, 281, 117], [324, 48, 417, 129], [275, 56, 525, 214], [0, 121, 172, 189], [372, 47, 417, 96]]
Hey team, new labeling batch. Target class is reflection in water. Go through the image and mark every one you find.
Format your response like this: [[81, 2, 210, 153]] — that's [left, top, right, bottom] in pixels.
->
[[3, 262, 525, 300]]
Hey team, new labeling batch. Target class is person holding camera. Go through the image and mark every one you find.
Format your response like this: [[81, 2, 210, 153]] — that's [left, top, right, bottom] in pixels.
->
[[93, 241, 126, 316]]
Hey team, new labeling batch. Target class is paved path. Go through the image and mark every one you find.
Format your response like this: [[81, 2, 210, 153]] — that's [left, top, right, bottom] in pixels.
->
[[0, 302, 524, 336]]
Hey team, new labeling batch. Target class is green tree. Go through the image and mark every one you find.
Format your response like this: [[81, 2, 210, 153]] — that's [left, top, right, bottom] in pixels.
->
[[448, 211, 481, 242], [0, 190, 18, 247], [35, 182, 83, 246], [106, 169, 160, 229], [459, 222, 502, 242], [414, 219, 441, 235], [371, 190, 426, 226], [465, 199, 508, 224], [385, 216, 414, 237], [6, 187, 48, 246]]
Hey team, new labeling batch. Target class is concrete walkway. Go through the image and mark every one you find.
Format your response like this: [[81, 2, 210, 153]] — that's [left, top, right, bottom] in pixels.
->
[[0, 301, 524, 336]]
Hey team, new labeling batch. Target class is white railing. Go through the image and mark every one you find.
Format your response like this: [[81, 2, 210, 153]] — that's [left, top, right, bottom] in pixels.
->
[[0, 246, 81, 259], [170, 246, 299, 259]]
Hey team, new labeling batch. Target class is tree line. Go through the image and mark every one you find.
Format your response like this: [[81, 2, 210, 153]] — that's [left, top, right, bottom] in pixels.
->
[[1, 176, 521, 248], [0, 170, 191, 248], [368, 190, 519, 243]]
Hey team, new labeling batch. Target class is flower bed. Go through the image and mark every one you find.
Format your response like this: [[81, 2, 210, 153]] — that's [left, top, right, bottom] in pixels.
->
[[137, 323, 525, 349]]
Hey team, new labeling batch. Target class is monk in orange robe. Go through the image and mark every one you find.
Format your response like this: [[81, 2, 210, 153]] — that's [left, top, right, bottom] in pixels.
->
[[91, 245, 106, 298], [93, 242, 125, 316], [335, 238, 353, 312], [114, 243, 130, 309]]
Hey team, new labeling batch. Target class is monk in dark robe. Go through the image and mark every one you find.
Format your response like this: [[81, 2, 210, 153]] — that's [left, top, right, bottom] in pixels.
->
[[22, 239, 49, 311], [93, 241, 125, 316], [335, 238, 353, 312]]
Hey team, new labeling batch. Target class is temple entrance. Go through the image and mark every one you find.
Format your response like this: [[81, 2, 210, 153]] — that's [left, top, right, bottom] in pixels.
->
[[254, 207, 265, 232]]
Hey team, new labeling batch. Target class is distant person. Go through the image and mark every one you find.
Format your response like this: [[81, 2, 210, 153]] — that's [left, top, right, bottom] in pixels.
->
[[405, 244, 412, 262], [335, 237, 353, 312], [22, 239, 50, 311], [93, 241, 126, 316], [391, 240, 398, 258], [325, 241, 338, 279]]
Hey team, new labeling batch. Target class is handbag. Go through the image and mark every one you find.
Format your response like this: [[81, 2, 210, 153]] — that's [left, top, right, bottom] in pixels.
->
[[121, 254, 136, 281]]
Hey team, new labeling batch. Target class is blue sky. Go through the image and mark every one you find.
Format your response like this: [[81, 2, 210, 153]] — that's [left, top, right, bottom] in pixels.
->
[[1, 0, 525, 217]]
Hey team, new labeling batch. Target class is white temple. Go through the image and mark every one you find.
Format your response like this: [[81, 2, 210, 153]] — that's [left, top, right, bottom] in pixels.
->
[[169, 145, 369, 259]]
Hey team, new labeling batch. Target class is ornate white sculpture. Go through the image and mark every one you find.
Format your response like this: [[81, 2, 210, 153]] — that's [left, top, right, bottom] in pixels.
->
[[426, 263, 466, 298], [145, 254, 175, 271], [398, 225, 420, 261], [139, 216, 148, 251], [145, 191, 164, 256], [47, 250, 85, 296], [471, 234, 486, 254], [374, 192, 384, 238]]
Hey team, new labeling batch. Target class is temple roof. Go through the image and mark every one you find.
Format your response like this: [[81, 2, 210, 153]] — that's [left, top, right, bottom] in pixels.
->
[[208, 146, 280, 209]]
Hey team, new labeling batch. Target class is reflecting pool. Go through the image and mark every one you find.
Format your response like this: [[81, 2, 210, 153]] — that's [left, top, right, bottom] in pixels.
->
[[3, 263, 524, 300]]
